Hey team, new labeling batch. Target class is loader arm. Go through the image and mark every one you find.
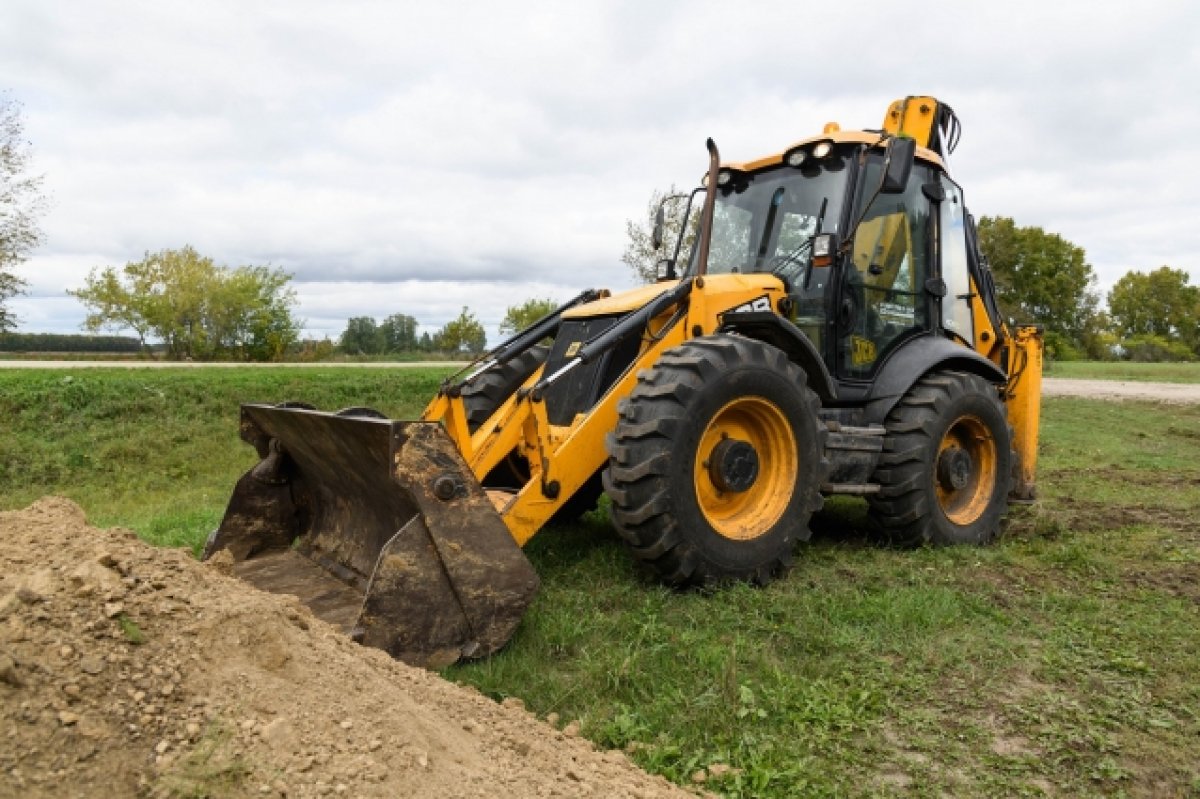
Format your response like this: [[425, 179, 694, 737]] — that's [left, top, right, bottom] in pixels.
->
[[426, 273, 789, 546]]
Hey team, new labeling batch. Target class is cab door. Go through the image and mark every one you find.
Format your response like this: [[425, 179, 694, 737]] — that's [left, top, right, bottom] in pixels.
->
[[836, 158, 934, 380]]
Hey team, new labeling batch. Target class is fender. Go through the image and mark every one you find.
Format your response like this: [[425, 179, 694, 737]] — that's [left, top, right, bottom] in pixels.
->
[[858, 333, 1007, 426], [717, 311, 837, 402]]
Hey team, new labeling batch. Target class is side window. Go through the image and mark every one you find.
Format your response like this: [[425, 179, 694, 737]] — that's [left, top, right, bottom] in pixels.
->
[[707, 203, 754, 272], [940, 176, 973, 341], [840, 162, 931, 378]]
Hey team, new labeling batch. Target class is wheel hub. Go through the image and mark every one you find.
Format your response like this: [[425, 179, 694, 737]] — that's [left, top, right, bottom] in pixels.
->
[[708, 438, 759, 493], [937, 445, 973, 491]]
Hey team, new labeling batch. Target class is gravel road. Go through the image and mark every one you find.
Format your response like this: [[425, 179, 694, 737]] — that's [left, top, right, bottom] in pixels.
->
[[1040, 377, 1200, 404]]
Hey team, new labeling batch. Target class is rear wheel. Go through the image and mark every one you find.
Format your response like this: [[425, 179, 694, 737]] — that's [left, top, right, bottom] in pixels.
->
[[868, 371, 1013, 545], [605, 336, 826, 587]]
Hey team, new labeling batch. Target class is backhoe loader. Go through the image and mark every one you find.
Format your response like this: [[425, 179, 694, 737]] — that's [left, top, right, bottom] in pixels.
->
[[204, 96, 1043, 668]]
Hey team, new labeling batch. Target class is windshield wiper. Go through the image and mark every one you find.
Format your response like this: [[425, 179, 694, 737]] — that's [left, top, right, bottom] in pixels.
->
[[767, 238, 814, 278]]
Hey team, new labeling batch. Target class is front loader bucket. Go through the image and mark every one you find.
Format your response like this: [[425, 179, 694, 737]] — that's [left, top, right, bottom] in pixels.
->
[[203, 404, 539, 668]]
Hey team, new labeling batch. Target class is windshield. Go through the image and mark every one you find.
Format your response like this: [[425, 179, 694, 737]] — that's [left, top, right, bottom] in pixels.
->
[[685, 153, 849, 284]]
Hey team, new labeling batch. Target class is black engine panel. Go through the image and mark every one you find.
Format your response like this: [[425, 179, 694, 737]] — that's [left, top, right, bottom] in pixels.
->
[[542, 317, 642, 426]]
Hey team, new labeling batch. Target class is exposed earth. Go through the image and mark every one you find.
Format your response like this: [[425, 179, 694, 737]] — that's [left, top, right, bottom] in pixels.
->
[[1040, 377, 1200, 403], [0, 498, 698, 799]]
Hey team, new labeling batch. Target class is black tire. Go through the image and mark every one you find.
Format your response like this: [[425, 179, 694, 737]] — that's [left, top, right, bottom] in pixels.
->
[[461, 346, 549, 432], [604, 335, 826, 587], [460, 346, 603, 522], [868, 371, 1013, 546]]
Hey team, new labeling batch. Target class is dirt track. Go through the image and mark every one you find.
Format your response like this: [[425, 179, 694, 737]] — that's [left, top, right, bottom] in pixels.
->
[[1040, 377, 1200, 404], [0, 499, 697, 799]]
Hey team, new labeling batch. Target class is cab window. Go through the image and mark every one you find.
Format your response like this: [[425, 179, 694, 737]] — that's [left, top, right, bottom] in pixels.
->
[[939, 176, 973, 341], [839, 158, 931, 378]]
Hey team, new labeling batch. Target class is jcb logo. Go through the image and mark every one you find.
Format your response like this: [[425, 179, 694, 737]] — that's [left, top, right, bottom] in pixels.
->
[[728, 295, 772, 314], [564, 341, 582, 358], [851, 336, 877, 365]]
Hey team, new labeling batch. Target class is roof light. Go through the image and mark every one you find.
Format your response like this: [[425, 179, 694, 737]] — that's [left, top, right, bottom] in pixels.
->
[[716, 169, 732, 186], [784, 148, 807, 168], [812, 140, 834, 159]]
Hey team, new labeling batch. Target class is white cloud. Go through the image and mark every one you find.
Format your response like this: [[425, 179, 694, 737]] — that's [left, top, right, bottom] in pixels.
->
[[4, 0, 1199, 339]]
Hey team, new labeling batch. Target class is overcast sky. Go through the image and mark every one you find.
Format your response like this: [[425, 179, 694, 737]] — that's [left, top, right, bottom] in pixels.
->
[[5, 0, 1199, 343]]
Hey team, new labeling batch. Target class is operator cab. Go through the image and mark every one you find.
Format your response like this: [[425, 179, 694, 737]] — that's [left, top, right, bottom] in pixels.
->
[[669, 134, 978, 391]]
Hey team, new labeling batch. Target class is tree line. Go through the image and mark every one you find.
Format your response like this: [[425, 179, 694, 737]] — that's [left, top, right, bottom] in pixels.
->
[[1, 93, 47, 332], [71, 246, 300, 361], [0, 332, 141, 353], [336, 298, 556, 356], [337, 310, 485, 355], [976, 217, 1197, 361]]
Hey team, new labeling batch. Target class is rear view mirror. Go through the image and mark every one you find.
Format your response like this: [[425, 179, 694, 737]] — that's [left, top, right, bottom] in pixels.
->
[[881, 136, 916, 194], [656, 257, 676, 281], [651, 205, 666, 250]]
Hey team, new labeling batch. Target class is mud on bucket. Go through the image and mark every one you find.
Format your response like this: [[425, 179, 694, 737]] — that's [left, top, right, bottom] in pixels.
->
[[203, 404, 539, 668]]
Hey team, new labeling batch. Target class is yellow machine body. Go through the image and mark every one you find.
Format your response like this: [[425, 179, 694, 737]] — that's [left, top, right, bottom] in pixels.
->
[[205, 96, 1044, 666]]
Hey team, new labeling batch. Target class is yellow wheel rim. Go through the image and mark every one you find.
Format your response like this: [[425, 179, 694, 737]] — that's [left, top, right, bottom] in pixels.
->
[[934, 414, 997, 526], [693, 396, 798, 540]]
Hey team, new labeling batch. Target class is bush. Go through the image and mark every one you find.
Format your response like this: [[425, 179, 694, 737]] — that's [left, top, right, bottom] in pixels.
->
[[1042, 331, 1083, 362], [1120, 334, 1196, 362], [0, 333, 142, 353]]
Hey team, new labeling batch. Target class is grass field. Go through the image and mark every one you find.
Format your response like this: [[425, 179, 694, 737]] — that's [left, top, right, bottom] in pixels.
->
[[2, 367, 1198, 797]]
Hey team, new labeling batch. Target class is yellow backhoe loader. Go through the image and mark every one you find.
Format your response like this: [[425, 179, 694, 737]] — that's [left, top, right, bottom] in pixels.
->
[[204, 97, 1043, 668]]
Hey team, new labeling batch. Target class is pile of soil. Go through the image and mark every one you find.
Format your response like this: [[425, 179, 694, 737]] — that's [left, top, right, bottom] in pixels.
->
[[0, 498, 696, 798]]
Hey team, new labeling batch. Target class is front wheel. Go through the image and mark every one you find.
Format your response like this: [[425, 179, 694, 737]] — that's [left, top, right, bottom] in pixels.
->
[[604, 336, 826, 587], [868, 371, 1013, 546]]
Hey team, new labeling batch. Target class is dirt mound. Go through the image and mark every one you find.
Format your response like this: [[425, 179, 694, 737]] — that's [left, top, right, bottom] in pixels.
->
[[0, 498, 696, 799]]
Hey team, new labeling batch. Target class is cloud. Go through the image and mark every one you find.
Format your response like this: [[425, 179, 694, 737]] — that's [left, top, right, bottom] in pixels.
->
[[3, 0, 1199, 339]]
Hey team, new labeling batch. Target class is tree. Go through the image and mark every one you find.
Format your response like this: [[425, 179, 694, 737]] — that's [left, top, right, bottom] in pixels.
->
[[433, 306, 486, 354], [1108, 266, 1200, 354], [339, 316, 381, 355], [976, 217, 1100, 349], [623, 183, 815, 283], [1, 93, 48, 331], [379, 313, 419, 352], [70, 246, 301, 360], [622, 184, 696, 284], [499, 298, 557, 336]]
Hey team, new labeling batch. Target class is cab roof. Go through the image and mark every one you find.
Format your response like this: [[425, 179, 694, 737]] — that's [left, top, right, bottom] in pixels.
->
[[722, 129, 945, 174]]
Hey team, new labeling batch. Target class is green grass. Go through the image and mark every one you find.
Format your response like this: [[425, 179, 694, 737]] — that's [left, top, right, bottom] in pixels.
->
[[0, 367, 454, 551], [2, 368, 1198, 796], [1046, 360, 1200, 383], [117, 613, 147, 645]]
